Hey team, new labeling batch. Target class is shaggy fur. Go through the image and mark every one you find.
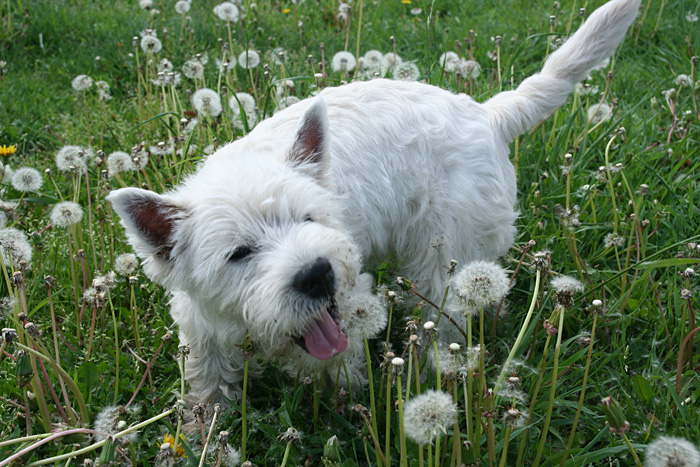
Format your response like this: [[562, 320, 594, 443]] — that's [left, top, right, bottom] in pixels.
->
[[108, 0, 640, 405]]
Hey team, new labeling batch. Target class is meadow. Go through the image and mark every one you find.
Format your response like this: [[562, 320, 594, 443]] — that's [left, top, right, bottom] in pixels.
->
[[0, 0, 699, 465]]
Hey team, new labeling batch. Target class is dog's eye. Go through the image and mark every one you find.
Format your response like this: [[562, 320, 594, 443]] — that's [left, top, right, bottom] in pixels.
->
[[228, 246, 253, 262], [304, 215, 313, 222]]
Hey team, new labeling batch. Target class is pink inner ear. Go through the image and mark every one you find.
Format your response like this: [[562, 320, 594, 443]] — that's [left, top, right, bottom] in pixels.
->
[[288, 99, 328, 168], [127, 197, 179, 258]]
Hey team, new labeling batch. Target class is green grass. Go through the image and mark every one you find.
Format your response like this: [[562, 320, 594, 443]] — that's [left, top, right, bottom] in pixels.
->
[[1, 0, 699, 465]]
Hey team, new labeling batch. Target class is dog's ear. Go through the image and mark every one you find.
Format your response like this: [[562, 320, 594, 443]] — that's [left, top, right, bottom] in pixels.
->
[[106, 188, 185, 265], [287, 97, 330, 181]]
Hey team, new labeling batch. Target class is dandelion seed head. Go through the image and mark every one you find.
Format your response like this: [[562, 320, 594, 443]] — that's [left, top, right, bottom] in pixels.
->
[[95, 80, 112, 101], [192, 88, 223, 117], [11, 167, 43, 192], [71, 74, 93, 91], [383, 52, 403, 70], [393, 62, 420, 81], [645, 436, 700, 467], [149, 139, 175, 156], [0, 228, 32, 267], [93, 271, 117, 293], [551, 275, 584, 294], [107, 151, 135, 175], [604, 232, 625, 248], [140, 35, 162, 54], [457, 59, 481, 79], [403, 390, 457, 445], [175, 0, 190, 14], [278, 96, 300, 111], [686, 12, 699, 22], [182, 59, 205, 80], [675, 74, 692, 87], [139, 0, 153, 9], [238, 49, 260, 69], [214, 2, 240, 22], [331, 51, 356, 72], [229, 92, 256, 114], [216, 56, 237, 73], [341, 286, 387, 340], [56, 145, 88, 171], [362, 50, 385, 71], [439, 52, 460, 72], [453, 261, 510, 308], [587, 103, 612, 124], [115, 253, 139, 276], [50, 201, 83, 227]]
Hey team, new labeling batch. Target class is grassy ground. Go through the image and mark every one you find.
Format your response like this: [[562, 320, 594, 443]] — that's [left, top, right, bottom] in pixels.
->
[[1, 0, 699, 465]]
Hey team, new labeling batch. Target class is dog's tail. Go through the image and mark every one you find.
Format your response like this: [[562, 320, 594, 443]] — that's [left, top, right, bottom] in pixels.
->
[[484, 0, 640, 142]]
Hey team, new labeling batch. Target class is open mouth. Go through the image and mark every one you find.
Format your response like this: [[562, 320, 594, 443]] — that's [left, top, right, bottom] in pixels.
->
[[293, 296, 348, 360]]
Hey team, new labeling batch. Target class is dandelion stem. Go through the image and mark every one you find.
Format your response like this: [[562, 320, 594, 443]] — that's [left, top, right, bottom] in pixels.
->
[[198, 407, 220, 467], [18, 408, 175, 467], [396, 372, 408, 467], [622, 433, 644, 467], [532, 303, 566, 467], [560, 313, 599, 466], [495, 270, 542, 394], [241, 356, 250, 461], [363, 333, 382, 467]]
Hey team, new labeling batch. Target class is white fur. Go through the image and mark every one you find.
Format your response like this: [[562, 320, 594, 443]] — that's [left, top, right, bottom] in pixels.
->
[[107, 0, 640, 406]]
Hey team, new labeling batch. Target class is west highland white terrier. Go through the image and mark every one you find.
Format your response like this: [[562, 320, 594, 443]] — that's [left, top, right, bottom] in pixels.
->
[[108, 0, 641, 405]]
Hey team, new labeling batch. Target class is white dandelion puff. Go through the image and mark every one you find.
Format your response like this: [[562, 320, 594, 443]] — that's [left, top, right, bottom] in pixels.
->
[[229, 92, 256, 114], [50, 202, 83, 227], [0, 228, 33, 267], [214, 2, 240, 22], [587, 103, 612, 125], [11, 167, 42, 192], [278, 96, 300, 111], [453, 261, 510, 309], [383, 52, 403, 71], [140, 35, 162, 54], [645, 436, 700, 467], [393, 62, 420, 81], [238, 50, 260, 69], [157, 58, 174, 73], [107, 151, 135, 175], [192, 88, 223, 117], [95, 80, 112, 101], [216, 56, 237, 73], [439, 52, 460, 73], [55, 145, 88, 172], [331, 51, 356, 72], [403, 390, 457, 445], [341, 287, 387, 340], [115, 253, 139, 276], [603, 232, 625, 248], [362, 50, 385, 72], [182, 59, 205, 80], [676, 74, 692, 87], [175, 0, 190, 14], [457, 59, 481, 79], [71, 74, 93, 91]]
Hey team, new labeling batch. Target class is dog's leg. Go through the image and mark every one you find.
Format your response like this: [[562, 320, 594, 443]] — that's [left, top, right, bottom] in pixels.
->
[[485, 0, 641, 142]]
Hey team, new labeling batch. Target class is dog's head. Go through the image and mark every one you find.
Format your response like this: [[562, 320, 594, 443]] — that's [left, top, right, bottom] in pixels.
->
[[108, 98, 363, 360]]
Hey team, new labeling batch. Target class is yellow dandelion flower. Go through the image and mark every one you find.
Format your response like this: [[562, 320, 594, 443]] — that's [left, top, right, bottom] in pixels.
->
[[283, 8, 291, 14], [0, 144, 17, 157], [401, 0, 411, 4], [160, 433, 187, 457]]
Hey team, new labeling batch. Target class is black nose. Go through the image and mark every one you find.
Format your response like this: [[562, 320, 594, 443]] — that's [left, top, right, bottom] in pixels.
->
[[293, 258, 336, 299]]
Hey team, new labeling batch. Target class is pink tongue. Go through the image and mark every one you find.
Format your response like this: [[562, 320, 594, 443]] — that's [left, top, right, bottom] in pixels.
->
[[303, 310, 348, 360]]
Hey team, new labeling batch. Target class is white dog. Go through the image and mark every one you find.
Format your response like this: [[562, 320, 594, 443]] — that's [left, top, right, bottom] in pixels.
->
[[108, 0, 640, 405]]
